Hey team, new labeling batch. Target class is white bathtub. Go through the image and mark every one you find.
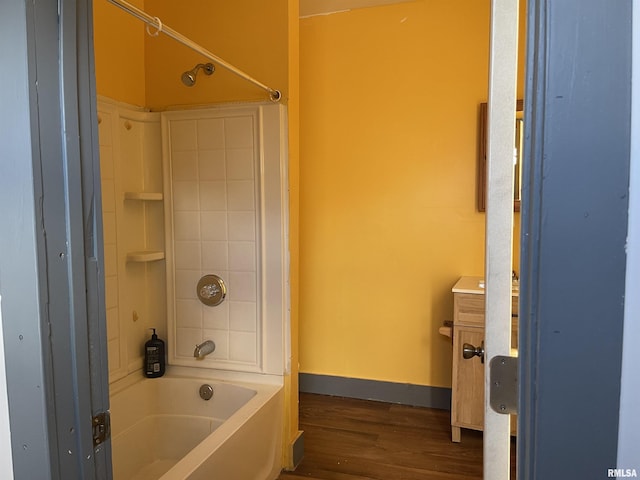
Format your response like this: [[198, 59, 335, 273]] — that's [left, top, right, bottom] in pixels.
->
[[109, 369, 283, 480]]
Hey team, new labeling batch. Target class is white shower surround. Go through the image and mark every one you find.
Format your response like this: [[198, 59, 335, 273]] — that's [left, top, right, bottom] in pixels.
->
[[162, 103, 289, 376]]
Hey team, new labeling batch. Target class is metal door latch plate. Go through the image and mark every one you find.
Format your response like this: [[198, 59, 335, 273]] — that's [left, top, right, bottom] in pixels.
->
[[92, 411, 111, 448], [489, 356, 518, 415]]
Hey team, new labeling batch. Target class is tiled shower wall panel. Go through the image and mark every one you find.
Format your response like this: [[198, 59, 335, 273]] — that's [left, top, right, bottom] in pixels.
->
[[119, 113, 165, 375], [97, 106, 123, 380], [168, 113, 261, 366], [99, 100, 165, 384]]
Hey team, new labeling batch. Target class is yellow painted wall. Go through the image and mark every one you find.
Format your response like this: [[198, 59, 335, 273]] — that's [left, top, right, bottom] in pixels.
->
[[93, 0, 146, 106], [284, 0, 301, 470], [299, 0, 526, 388], [94, 0, 288, 108], [142, 0, 288, 109]]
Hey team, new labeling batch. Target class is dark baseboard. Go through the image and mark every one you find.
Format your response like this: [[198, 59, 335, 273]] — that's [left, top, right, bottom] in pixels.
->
[[299, 373, 451, 410], [292, 430, 304, 468]]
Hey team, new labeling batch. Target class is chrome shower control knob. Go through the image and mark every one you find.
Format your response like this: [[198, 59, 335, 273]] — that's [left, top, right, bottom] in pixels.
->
[[196, 274, 226, 306], [200, 283, 220, 299]]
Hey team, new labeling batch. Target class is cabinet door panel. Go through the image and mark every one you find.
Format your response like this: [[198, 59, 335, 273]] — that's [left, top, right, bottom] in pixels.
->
[[452, 326, 485, 430], [451, 325, 518, 436]]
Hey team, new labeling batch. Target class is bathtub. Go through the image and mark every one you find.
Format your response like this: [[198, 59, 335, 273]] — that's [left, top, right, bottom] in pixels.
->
[[109, 368, 283, 480]]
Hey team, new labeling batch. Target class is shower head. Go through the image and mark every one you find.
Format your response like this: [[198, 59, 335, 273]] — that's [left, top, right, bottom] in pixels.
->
[[181, 71, 197, 87], [181, 63, 215, 87]]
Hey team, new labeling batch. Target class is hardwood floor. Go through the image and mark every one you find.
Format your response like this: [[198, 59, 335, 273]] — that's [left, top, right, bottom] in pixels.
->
[[277, 393, 516, 480]]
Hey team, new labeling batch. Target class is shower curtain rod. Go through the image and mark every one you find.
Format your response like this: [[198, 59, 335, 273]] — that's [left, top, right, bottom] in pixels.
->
[[106, 0, 282, 102]]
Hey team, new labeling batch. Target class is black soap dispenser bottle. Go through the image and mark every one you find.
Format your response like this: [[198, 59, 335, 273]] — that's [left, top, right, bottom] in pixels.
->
[[144, 328, 165, 378]]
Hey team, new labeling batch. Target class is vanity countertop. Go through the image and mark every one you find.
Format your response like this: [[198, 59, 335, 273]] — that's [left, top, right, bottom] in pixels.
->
[[452, 276, 519, 296]]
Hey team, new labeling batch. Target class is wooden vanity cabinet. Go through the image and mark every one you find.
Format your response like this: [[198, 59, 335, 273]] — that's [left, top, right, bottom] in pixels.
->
[[450, 277, 518, 442]]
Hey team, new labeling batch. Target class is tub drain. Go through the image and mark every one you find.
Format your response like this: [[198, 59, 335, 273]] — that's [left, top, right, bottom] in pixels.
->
[[199, 384, 214, 401]]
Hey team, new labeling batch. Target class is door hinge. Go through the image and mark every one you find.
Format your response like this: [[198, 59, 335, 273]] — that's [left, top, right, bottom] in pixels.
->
[[489, 356, 518, 415], [92, 411, 110, 448]]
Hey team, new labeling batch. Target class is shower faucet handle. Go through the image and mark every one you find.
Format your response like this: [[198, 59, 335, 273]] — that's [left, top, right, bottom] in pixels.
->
[[196, 274, 226, 306]]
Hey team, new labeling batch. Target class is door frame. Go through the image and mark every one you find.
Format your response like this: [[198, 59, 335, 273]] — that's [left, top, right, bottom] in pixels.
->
[[483, 0, 519, 478], [0, 0, 111, 478], [519, 0, 632, 477], [617, 0, 640, 467]]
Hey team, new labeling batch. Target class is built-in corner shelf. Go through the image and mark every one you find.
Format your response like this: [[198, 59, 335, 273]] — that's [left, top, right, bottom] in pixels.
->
[[124, 192, 163, 201], [126, 250, 165, 263], [123, 192, 164, 263]]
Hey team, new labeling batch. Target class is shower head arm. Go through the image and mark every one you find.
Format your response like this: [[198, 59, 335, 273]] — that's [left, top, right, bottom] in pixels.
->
[[192, 63, 215, 76], [201, 63, 214, 75]]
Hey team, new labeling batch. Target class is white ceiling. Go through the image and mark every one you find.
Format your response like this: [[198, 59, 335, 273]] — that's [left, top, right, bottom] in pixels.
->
[[300, 0, 416, 18]]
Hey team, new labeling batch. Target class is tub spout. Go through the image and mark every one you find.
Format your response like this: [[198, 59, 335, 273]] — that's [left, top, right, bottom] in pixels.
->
[[194, 340, 216, 359]]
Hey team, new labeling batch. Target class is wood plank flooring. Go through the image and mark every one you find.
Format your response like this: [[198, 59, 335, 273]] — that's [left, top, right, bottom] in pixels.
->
[[277, 393, 516, 480]]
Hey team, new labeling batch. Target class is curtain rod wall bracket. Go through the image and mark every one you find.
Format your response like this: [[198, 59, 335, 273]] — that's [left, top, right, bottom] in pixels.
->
[[269, 90, 282, 103]]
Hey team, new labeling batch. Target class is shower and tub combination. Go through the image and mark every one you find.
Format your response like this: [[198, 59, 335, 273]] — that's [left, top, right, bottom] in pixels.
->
[[101, 99, 289, 480], [100, 2, 289, 478], [97, 50, 289, 480]]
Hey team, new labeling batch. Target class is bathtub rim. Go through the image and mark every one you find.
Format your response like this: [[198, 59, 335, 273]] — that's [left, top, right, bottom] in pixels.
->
[[109, 364, 284, 397]]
